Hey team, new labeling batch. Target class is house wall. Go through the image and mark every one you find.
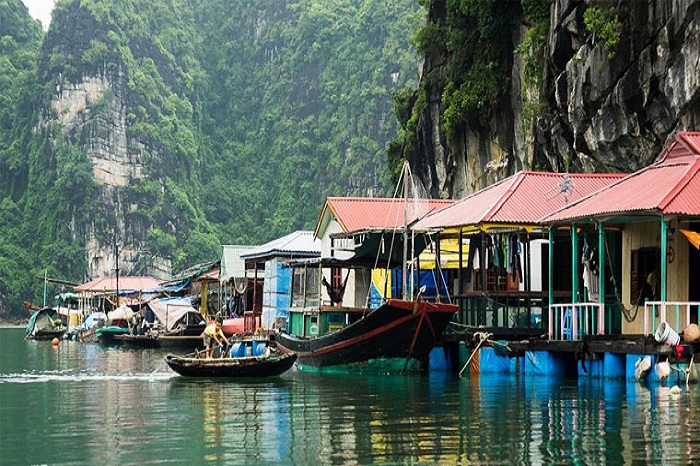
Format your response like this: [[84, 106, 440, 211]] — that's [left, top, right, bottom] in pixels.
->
[[319, 219, 363, 307], [261, 258, 292, 330], [621, 219, 690, 334]]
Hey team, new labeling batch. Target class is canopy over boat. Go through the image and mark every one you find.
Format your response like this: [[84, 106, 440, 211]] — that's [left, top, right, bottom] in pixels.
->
[[147, 297, 205, 332], [26, 308, 64, 339], [107, 305, 134, 324]]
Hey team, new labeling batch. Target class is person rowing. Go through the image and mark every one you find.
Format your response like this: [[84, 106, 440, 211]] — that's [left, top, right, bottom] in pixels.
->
[[202, 314, 230, 358]]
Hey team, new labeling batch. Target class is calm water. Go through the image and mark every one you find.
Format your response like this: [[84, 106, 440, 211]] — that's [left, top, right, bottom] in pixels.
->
[[1, 327, 699, 465]]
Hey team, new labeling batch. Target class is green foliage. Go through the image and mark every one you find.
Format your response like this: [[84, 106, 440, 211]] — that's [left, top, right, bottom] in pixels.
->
[[0, 0, 423, 315], [390, 0, 517, 167], [584, 6, 622, 58], [148, 227, 176, 258], [82, 39, 109, 66], [521, 0, 551, 23], [442, 60, 503, 137], [411, 21, 445, 57], [515, 18, 549, 88]]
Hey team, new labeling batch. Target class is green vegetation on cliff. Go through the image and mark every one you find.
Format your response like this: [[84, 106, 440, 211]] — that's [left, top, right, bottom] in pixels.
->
[[0, 0, 421, 315]]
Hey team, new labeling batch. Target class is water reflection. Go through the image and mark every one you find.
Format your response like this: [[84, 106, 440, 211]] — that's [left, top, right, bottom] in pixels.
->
[[3, 327, 700, 465]]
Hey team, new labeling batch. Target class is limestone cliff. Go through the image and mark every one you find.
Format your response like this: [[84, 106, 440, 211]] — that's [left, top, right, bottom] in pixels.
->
[[33, 1, 203, 280], [407, 0, 700, 198]]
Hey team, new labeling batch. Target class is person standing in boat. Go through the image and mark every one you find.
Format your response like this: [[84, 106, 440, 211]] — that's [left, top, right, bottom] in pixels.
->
[[203, 315, 229, 358]]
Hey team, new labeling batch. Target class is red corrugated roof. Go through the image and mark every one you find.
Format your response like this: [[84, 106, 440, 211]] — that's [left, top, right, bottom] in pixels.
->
[[663, 163, 700, 215], [75, 276, 160, 292], [546, 131, 700, 222], [413, 171, 625, 229], [316, 197, 453, 237]]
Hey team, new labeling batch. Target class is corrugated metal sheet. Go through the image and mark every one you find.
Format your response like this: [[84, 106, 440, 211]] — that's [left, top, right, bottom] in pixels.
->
[[241, 230, 320, 261], [546, 132, 700, 222], [220, 245, 256, 281], [655, 131, 700, 163], [413, 171, 625, 229], [75, 276, 160, 292], [661, 160, 700, 216], [325, 197, 453, 233]]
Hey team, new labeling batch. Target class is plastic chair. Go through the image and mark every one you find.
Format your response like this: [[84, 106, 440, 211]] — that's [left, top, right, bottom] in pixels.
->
[[562, 307, 577, 340]]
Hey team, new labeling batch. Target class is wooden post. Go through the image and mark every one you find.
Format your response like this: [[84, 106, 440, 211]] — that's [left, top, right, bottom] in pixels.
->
[[458, 229, 463, 324]]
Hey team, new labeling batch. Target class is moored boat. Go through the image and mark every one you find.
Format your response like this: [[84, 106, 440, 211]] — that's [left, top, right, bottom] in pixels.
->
[[112, 298, 207, 349], [275, 163, 458, 371], [275, 298, 457, 369], [164, 339, 296, 378], [25, 307, 65, 340], [95, 305, 133, 345]]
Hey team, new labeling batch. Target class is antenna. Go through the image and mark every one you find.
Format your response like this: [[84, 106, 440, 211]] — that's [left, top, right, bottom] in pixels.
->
[[546, 173, 575, 203]]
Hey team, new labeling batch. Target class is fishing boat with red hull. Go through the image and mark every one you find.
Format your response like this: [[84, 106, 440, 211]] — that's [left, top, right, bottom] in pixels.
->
[[275, 298, 457, 369], [276, 162, 458, 371]]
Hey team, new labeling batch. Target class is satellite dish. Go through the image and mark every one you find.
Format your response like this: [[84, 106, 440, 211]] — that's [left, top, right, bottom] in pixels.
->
[[234, 277, 248, 294]]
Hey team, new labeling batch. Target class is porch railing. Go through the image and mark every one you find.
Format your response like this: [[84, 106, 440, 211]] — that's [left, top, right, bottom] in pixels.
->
[[644, 301, 700, 336], [548, 303, 605, 341]]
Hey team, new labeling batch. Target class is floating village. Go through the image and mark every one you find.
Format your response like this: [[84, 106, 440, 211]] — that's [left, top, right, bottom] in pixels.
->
[[23, 131, 700, 384]]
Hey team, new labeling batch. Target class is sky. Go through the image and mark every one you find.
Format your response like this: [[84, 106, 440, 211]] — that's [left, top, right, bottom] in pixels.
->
[[22, 0, 56, 30]]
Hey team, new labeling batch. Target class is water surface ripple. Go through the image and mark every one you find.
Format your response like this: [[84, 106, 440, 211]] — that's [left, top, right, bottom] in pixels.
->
[[1, 328, 699, 465]]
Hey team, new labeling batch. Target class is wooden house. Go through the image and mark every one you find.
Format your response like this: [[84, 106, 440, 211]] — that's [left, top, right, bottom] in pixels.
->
[[413, 171, 625, 338], [544, 131, 700, 341]]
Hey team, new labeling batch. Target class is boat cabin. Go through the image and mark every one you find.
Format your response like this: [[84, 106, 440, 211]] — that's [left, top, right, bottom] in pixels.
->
[[287, 196, 452, 339]]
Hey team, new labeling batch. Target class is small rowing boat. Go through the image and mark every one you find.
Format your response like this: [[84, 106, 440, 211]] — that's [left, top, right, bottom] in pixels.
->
[[164, 339, 296, 378]]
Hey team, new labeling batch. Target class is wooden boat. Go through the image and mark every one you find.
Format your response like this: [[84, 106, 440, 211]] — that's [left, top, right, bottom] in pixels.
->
[[112, 331, 204, 350], [25, 307, 65, 340], [95, 325, 130, 345], [276, 162, 458, 371], [275, 298, 457, 369], [165, 339, 297, 378]]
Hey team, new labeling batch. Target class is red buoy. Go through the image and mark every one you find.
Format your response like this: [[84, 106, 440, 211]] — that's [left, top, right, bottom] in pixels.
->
[[52, 338, 60, 346]]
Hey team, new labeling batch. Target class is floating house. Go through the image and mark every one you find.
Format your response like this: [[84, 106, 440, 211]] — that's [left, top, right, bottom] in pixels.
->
[[240, 231, 320, 332], [312, 197, 453, 308], [219, 245, 256, 319], [421, 132, 700, 382], [413, 171, 625, 339], [158, 261, 220, 316], [533, 131, 700, 382], [75, 275, 160, 310]]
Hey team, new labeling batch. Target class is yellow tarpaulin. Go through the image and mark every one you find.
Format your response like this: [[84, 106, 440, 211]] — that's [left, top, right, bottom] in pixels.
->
[[372, 269, 391, 299], [416, 237, 469, 269]]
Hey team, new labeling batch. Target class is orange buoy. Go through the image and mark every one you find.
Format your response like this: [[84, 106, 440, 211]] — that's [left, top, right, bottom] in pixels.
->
[[52, 337, 60, 346]]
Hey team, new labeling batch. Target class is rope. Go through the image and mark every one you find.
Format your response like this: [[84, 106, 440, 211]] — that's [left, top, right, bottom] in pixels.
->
[[458, 331, 492, 377], [669, 354, 694, 387]]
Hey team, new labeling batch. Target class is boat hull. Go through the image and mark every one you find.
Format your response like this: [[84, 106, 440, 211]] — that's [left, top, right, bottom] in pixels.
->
[[26, 330, 65, 341], [275, 299, 457, 369], [95, 326, 129, 345], [164, 352, 297, 378], [113, 331, 204, 350]]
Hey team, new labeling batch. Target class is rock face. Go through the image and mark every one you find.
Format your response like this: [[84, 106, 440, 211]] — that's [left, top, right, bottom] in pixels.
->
[[411, 0, 700, 197], [36, 4, 177, 280]]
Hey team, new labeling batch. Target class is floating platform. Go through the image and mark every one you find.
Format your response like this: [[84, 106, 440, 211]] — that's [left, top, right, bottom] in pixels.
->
[[440, 332, 700, 385]]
